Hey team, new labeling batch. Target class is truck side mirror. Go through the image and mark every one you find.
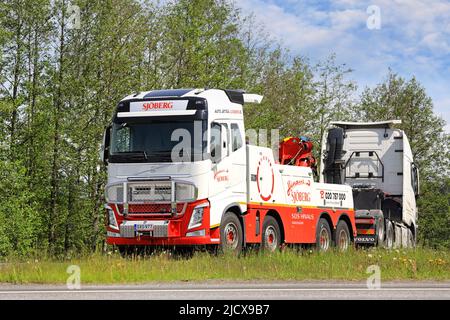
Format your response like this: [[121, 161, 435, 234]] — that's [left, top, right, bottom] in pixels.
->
[[101, 126, 111, 165]]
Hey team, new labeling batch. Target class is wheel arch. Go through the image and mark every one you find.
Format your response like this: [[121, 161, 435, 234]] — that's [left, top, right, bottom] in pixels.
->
[[318, 212, 334, 231], [222, 204, 245, 245]]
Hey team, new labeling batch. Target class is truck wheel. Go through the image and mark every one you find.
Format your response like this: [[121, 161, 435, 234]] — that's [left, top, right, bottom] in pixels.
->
[[262, 216, 282, 252], [220, 213, 243, 254], [376, 217, 385, 246], [117, 245, 129, 257], [384, 220, 394, 249], [408, 229, 415, 248], [315, 218, 332, 251], [335, 220, 351, 251]]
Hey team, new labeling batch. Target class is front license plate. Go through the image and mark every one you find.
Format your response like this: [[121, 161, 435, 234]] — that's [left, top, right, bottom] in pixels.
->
[[135, 223, 154, 232]]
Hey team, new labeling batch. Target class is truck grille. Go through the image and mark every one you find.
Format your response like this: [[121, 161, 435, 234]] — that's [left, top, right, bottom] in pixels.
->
[[117, 203, 186, 215], [129, 182, 172, 202]]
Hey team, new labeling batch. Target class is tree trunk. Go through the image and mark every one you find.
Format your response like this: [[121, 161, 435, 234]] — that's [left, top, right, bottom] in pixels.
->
[[49, 2, 66, 253]]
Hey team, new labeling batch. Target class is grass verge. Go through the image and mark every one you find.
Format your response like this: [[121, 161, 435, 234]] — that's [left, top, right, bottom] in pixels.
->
[[0, 247, 448, 284]]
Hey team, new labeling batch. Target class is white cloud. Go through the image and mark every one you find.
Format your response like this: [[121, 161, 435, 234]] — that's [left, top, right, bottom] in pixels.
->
[[330, 9, 367, 30], [237, 0, 450, 131]]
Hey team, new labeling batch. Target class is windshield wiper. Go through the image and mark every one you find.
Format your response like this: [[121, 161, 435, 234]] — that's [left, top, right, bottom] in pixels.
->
[[113, 151, 148, 160]]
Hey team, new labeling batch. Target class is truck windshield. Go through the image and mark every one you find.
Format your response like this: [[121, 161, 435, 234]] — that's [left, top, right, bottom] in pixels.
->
[[109, 120, 206, 163]]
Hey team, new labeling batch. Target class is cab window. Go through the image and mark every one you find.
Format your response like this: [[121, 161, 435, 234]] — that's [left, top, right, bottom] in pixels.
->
[[231, 123, 243, 151]]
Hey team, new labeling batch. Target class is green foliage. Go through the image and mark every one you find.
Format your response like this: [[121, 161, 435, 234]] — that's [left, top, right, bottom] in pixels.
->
[[0, 248, 449, 283], [356, 71, 447, 175], [0, 160, 41, 256], [0, 0, 448, 257], [418, 177, 450, 249]]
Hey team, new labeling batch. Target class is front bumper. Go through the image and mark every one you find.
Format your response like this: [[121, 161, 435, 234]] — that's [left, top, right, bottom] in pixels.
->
[[107, 233, 215, 246], [106, 199, 219, 246]]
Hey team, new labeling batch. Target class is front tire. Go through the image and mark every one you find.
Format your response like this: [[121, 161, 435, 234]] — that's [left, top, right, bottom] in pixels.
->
[[220, 213, 243, 255], [315, 218, 332, 252], [117, 245, 129, 257], [335, 220, 351, 251], [262, 216, 282, 252]]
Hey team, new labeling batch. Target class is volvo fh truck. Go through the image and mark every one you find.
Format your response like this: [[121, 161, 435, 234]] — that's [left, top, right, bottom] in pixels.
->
[[320, 121, 419, 248]]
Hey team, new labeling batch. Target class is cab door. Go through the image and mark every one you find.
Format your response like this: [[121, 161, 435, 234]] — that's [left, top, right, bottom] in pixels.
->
[[228, 122, 246, 193], [210, 121, 232, 194]]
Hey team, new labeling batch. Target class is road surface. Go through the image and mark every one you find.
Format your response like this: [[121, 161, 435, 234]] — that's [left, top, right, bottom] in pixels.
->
[[0, 281, 449, 300]]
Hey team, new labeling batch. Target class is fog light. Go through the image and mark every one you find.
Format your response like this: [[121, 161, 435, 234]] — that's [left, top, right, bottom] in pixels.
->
[[186, 229, 205, 237]]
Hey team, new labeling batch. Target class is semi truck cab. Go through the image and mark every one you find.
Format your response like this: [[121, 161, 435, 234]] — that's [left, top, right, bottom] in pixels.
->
[[319, 121, 419, 248]]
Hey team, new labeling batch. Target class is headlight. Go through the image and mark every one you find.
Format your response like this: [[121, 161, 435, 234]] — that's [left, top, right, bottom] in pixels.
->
[[188, 204, 208, 229], [176, 182, 197, 202], [107, 208, 118, 229], [105, 183, 124, 203]]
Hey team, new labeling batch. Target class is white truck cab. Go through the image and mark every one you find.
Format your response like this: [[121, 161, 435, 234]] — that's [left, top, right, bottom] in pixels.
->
[[320, 121, 419, 248]]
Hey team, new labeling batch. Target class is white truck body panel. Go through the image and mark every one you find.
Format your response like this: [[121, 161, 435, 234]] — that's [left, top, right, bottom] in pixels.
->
[[248, 145, 353, 209]]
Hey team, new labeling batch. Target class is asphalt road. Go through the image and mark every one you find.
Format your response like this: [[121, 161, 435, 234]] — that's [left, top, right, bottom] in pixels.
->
[[0, 281, 449, 300]]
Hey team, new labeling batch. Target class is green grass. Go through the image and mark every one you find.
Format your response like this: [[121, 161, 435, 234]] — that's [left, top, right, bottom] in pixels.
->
[[0, 248, 448, 284]]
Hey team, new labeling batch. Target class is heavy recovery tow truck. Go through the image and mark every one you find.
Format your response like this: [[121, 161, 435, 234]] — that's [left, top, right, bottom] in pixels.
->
[[101, 88, 356, 253]]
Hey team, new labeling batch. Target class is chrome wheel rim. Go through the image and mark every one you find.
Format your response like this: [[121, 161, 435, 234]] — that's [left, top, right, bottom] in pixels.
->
[[319, 227, 330, 251], [264, 226, 278, 251], [338, 229, 349, 251], [224, 222, 238, 250]]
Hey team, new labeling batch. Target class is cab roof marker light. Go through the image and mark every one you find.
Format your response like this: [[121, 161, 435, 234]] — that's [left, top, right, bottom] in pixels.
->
[[184, 88, 205, 95], [243, 93, 263, 104]]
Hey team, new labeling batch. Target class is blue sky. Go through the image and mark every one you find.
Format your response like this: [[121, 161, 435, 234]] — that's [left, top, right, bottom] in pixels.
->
[[237, 0, 450, 132]]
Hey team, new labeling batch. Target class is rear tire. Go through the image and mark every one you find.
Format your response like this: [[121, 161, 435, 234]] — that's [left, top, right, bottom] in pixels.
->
[[220, 213, 243, 255], [384, 220, 394, 249], [262, 216, 282, 252], [335, 220, 351, 251], [315, 218, 332, 252], [376, 217, 385, 246], [408, 228, 415, 248]]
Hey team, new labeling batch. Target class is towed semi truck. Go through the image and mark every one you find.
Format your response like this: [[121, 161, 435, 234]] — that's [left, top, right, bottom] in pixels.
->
[[320, 121, 419, 248], [101, 88, 356, 254]]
